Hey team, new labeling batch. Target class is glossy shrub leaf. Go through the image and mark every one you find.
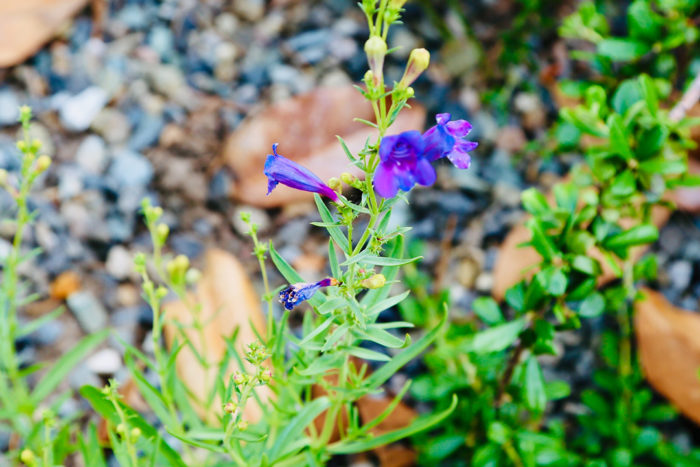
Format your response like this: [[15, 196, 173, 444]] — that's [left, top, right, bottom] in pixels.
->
[[612, 79, 642, 115], [597, 38, 647, 61], [524, 355, 547, 413], [470, 318, 526, 354], [607, 114, 633, 160], [603, 224, 658, 249], [472, 297, 504, 325], [537, 266, 568, 297], [579, 292, 606, 318], [572, 255, 602, 276]]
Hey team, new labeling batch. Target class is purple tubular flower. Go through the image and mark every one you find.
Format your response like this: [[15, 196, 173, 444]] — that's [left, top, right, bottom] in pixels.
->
[[264, 144, 339, 202], [423, 113, 478, 169], [279, 278, 339, 310], [373, 131, 436, 198]]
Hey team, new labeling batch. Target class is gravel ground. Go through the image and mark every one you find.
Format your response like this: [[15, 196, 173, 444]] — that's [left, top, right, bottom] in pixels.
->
[[1, 0, 699, 461]]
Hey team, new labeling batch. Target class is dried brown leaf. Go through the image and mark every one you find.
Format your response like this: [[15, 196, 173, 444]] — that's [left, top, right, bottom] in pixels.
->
[[223, 86, 426, 207], [163, 248, 270, 425]]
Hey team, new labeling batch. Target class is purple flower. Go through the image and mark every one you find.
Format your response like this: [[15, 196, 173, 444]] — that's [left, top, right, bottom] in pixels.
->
[[279, 278, 339, 310], [373, 131, 436, 198], [264, 144, 339, 202], [423, 113, 478, 169]]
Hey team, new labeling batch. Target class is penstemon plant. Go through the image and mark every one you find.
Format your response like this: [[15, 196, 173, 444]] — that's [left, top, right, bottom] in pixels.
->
[[81, 0, 478, 465]]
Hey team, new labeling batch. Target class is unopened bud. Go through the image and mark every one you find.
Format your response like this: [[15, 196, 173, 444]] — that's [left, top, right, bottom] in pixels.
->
[[116, 423, 126, 435], [156, 286, 168, 299], [233, 372, 245, 385], [16, 141, 27, 152], [399, 48, 430, 88], [328, 177, 341, 192], [361, 274, 386, 289], [156, 223, 169, 242], [20, 449, 35, 464], [174, 254, 189, 272], [185, 268, 201, 284], [224, 401, 237, 413], [35, 155, 51, 173], [237, 420, 248, 431], [389, 0, 407, 8], [130, 427, 141, 439], [30, 139, 42, 152], [341, 172, 357, 186], [260, 369, 272, 382], [364, 36, 387, 86], [19, 105, 32, 123]]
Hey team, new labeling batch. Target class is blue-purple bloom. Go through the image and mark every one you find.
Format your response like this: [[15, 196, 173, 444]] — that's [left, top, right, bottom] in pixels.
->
[[423, 113, 478, 169], [264, 144, 339, 202], [279, 277, 339, 310], [373, 131, 436, 199]]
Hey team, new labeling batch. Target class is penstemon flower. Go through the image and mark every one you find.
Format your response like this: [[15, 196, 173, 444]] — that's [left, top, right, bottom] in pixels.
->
[[264, 143, 339, 201], [373, 130, 436, 198], [278, 278, 339, 310], [423, 113, 478, 169]]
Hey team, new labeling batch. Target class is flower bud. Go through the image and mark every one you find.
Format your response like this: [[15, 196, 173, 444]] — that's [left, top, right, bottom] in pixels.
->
[[35, 155, 51, 173], [16, 141, 27, 152], [389, 0, 407, 8], [224, 401, 237, 413], [130, 427, 141, 439], [20, 449, 35, 465], [116, 423, 126, 435], [260, 369, 272, 382], [233, 372, 245, 385], [30, 139, 42, 152], [327, 177, 341, 192], [399, 48, 430, 88], [174, 254, 190, 272], [156, 286, 168, 299], [185, 268, 201, 284], [237, 420, 248, 431], [364, 36, 387, 87], [341, 172, 357, 186], [19, 105, 32, 123], [361, 274, 386, 289], [156, 223, 169, 243]]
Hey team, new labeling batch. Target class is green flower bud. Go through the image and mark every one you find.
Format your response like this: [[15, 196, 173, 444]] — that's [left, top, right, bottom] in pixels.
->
[[233, 372, 245, 385], [30, 139, 42, 152], [399, 48, 430, 88], [185, 268, 202, 284], [156, 223, 170, 243], [174, 254, 190, 272], [224, 401, 237, 413], [364, 36, 387, 86], [130, 427, 141, 439], [340, 172, 357, 186], [361, 274, 386, 289], [116, 423, 126, 435], [156, 286, 168, 299], [260, 369, 272, 382], [35, 155, 51, 173], [237, 420, 248, 431], [19, 105, 32, 124], [328, 177, 342, 192], [20, 449, 35, 464]]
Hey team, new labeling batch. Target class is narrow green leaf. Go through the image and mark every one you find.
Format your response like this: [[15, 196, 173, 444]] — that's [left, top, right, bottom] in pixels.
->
[[328, 240, 340, 279], [365, 290, 410, 317], [365, 309, 447, 389], [524, 356, 547, 413], [359, 326, 406, 348], [328, 394, 458, 454], [17, 307, 64, 338], [31, 330, 109, 405], [345, 346, 390, 361], [269, 397, 331, 461], [299, 317, 335, 346], [603, 224, 658, 249], [314, 194, 349, 252], [469, 318, 526, 354]]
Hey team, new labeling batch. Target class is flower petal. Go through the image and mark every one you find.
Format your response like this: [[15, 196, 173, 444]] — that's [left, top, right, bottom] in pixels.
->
[[446, 119, 473, 138], [414, 157, 437, 186], [373, 161, 400, 198]]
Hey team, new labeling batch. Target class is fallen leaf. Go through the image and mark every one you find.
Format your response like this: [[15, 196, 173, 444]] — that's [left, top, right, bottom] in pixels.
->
[[163, 249, 270, 425], [222, 86, 426, 208], [311, 359, 417, 465], [50, 270, 81, 300], [635, 288, 700, 425], [0, 0, 88, 67]]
